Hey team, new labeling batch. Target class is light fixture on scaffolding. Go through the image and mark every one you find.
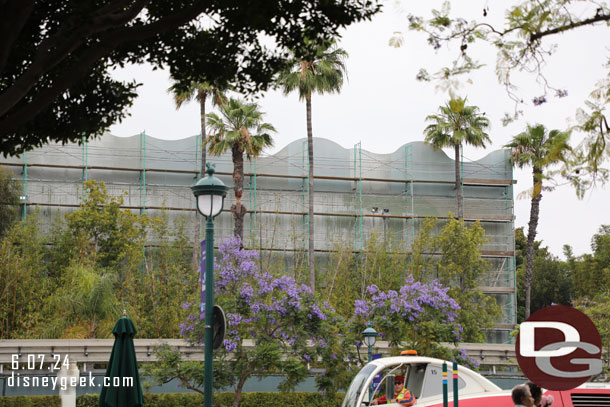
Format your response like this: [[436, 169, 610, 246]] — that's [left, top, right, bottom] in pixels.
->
[[371, 207, 378, 214]]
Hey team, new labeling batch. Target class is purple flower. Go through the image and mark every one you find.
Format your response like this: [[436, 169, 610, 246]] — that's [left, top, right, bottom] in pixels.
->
[[354, 300, 370, 317], [224, 339, 238, 352], [533, 96, 547, 105]]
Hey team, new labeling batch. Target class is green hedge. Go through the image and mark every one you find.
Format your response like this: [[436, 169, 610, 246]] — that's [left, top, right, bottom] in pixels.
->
[[0, 395, 60, 407], [76, 392, 344, 407]]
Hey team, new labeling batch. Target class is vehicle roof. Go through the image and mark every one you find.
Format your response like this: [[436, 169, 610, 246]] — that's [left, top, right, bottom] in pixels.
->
[[367, 355, 502, 393]]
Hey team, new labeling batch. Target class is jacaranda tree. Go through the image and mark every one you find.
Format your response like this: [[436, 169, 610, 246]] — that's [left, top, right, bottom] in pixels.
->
[[353, 276, 478, 367], [146, 237, 355, 407]]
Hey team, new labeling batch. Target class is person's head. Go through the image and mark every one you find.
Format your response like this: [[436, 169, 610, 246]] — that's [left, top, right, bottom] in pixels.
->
[[526, 381, 542, 406], [512, 384, 534, 407], [394, 375, 404, 393]]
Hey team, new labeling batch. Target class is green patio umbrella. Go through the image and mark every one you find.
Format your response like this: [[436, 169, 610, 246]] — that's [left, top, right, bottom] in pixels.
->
[[99, 316, 144, 407]]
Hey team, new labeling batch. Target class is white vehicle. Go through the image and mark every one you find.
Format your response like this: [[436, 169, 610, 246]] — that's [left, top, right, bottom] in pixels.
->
[[341, 352, 504, 407], [342, 352, 610, 407]]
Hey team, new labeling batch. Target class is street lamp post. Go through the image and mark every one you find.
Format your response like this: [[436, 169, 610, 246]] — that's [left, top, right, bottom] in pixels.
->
[[362, 322, 378, 363], [362, 322, 378, 402], [191, 163, 228, 407]]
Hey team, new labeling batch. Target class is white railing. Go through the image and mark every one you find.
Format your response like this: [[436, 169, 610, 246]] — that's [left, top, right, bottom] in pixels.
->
[[0, 339, 517, 370]]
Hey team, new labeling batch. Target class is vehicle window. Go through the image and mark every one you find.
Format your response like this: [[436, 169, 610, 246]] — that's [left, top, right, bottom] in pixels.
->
[[405, 364, 427, 399], [420, 365, 466, 399], [370, 368, 409, 401], [341, 364, 377, 407]]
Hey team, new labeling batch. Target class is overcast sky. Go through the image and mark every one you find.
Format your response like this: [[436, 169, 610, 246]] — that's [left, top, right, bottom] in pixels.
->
[[108, 0, 610, 258]]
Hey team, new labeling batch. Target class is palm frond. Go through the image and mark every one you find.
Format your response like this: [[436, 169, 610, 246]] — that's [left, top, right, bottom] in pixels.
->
[[204, 97, 275, 160], [424, 97, 490, 151], [278, 42, 348, 99]]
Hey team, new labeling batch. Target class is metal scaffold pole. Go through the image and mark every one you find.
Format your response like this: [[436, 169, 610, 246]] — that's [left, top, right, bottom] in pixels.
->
[[140, 131, 147, 270], [302, 140, 308, 250], [249, 158, 257, 244], [404, 145, 415, 246], [507, 148, 517, 340], [353, 142, 363, 252], [196, 133, 201, 179], [21, 151, 27, 220], [196, 133, 203, 241], [139, 131, 147, 215], [81, 135, 88, 203], [461, 145, 464, 200]]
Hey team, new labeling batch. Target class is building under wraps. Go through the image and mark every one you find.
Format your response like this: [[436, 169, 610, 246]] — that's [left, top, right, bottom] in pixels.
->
[[1, 134, 517, 343]]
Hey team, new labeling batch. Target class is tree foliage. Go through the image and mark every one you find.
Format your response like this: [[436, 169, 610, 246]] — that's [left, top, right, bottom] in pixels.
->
[[168, 81, 227, 175], [405, 218, 502, 342], [575, 295, 610, 377], [0, 215, 48, 338], [40, 263, 119, 339], [279, 41, 348, 292], [429, 218, 502, 342], [206, 98, 275, 239], [323, 233, 409, 318], [515, 237, 574, 323], [135, 213, 196, 338], [402, 0, 609, 191], [0, 180, 196, 339], [323, 217, 501, 343], [572, 225, 610, 299], [0, 166, 20, 239], [147, 237, 354, 407], [58, 180, 149, 272], [505, 124, 571, 319], [0, 0, 380, 157], [353, 277, 462, 357], [424, 97, 491, 220]]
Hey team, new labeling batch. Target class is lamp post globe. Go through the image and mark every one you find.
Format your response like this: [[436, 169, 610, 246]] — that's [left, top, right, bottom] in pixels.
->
[[362, 324, 378, 349], [191, 163, 227, 407], [191, 163, 228, 218]]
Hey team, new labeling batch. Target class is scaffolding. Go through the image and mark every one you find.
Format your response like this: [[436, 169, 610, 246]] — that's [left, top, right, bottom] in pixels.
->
[[354, 141, 363, 251], [1, 134, 517, 341]]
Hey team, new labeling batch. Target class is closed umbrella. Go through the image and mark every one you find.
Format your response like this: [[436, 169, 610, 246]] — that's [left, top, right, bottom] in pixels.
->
[[99, 316, 144, 407]]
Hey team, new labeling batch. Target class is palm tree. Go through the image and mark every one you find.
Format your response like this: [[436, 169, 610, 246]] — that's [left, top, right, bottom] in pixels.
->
[[504, 124, 571, 319], [168, 81, 227, 174], [206, 98, 275, 239], [424, 97, 491, 220], [279, 43, 348, 291], [168, 81, 226, 267]]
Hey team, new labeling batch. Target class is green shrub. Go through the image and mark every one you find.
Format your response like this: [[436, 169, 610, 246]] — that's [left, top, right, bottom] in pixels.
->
[[0, 395, 60, 407], [75, 392, 344, 407], [76, 394, 97, 407]]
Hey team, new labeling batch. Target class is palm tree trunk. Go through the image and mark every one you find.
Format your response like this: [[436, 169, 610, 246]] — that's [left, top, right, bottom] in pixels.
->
[[232, 145, 246, 241], [306, 93, 315, 292], [454, 144, 463, 220], [192, 91, 207, 270], [524, 167, 543, 319], [199, 91, 207, 173]]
